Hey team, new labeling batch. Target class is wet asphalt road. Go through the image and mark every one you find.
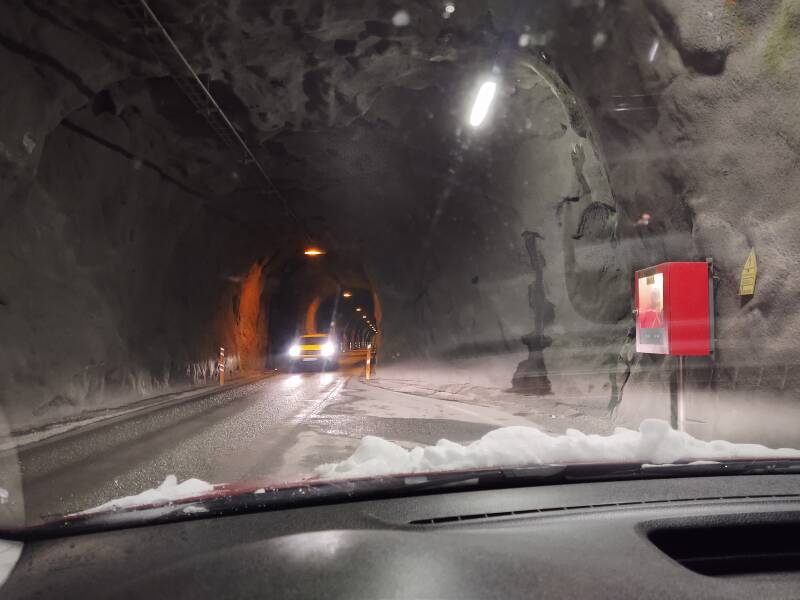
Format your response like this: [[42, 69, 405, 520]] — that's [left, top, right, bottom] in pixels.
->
[[8, 354, 500, 521]]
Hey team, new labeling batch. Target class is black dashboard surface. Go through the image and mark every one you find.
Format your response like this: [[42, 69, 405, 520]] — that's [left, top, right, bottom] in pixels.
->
[[3, 475, 800, 599]]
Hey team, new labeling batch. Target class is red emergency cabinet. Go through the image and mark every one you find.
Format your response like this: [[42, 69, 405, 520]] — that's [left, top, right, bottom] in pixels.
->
[[634, 262, 714, 356]]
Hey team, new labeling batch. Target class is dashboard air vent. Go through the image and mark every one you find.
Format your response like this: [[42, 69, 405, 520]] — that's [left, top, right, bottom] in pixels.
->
[[649, 521, 800, 576]]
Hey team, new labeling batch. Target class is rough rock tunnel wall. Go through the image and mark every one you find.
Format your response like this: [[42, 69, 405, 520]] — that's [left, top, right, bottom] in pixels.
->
[[0, 4, 285, 429], [0, 103, 278, 427], [538, 0, 800, 440]]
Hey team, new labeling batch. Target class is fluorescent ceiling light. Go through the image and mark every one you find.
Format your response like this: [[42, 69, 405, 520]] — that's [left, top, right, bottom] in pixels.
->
[[469, 80, 496, 127]]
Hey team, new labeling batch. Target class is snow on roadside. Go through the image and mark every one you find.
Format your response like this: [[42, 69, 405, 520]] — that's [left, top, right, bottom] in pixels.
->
[[0, 411, 141, 453], [0, 374, 269, 453], [78, 475, 214, 515], [315, 419, 800, 479]]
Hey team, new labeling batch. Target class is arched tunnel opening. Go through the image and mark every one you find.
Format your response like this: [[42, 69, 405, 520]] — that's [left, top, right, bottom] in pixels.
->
[[2, 0, 800, 531], [267, 252, 379, 364]]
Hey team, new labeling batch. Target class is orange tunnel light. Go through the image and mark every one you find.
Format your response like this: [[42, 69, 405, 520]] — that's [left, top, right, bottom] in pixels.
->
[[304, 247, 325, 256]]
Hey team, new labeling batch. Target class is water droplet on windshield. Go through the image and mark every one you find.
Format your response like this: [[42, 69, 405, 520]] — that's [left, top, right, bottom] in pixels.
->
[[593, 31, 607, 49], [392, 10, 410, 27]]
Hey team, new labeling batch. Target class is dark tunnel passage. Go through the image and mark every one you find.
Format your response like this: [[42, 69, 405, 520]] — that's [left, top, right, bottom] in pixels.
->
[[267, 252, 379, 362], [2, 0, 800, 451], [315, 288, 379, 348]]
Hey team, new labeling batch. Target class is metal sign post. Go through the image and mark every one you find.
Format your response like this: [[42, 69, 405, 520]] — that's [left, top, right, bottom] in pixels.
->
[[676, 355, 685, 431]]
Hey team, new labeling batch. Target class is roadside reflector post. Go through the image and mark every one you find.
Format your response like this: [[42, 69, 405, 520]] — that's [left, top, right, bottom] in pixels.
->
[[218, 346, 225, 385], [365, 343, 372, 380]]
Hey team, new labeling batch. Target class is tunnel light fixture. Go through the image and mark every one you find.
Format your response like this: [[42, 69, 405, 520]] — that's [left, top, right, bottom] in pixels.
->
[[362, 315, 367, 319], [648, 39, 660, 63], [342, 291, 352, 298], [469, 80, 497, 127], [356, 307, 362, 312], [304, 247, 325, 256]]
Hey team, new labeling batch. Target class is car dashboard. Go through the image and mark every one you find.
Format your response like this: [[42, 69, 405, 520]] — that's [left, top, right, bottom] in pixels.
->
[[3, 474, 800, 598]]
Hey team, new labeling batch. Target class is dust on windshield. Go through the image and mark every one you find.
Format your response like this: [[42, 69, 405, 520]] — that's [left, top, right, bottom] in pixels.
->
[[1, 0, 799, 525]]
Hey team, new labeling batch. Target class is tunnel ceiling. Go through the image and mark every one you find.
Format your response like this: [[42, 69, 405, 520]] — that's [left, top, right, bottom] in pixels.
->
[[33, 0, 580, 261]]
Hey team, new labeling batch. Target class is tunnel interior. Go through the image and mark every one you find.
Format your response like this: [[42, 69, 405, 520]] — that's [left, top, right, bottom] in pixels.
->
[[2, 0, 800, 447], [267, 252, 378, 359], [316, 288, 378, 349]]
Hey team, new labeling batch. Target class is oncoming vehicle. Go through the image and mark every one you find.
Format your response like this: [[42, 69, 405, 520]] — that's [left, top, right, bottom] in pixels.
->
[[288, 333, 339, 370]]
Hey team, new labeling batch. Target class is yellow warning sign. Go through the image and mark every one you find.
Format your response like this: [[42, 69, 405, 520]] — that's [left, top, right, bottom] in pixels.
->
[[739, 248, 757, 296]]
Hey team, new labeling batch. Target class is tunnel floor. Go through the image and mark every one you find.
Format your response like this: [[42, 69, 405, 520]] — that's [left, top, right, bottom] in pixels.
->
[[6, 352, 613, 521]]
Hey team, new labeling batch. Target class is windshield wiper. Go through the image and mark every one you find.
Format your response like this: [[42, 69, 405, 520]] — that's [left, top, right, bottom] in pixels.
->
[[394, 465, 569, 492], [0, 466, 573, 540], [9, 460, 800, 541], [390, 459, 800, 493], [553, 458, 800, 482], [640, 459, 800, 477]]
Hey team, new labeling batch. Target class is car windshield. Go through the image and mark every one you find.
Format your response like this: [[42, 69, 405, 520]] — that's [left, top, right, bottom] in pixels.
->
[[1, 0, 799, 529]]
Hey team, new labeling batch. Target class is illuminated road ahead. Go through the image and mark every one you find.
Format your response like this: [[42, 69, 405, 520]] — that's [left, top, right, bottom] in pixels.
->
[[9, 350, 547, 521]]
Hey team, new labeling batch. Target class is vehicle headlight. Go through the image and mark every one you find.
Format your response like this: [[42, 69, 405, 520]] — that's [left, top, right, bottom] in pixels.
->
[[321, 342, 335, 357], [289, 344, 301, 357]]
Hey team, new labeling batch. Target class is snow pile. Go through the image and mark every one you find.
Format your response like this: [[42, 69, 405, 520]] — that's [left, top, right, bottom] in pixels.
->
[[315, 419, 800, 479], [80, 475, 214, 514]]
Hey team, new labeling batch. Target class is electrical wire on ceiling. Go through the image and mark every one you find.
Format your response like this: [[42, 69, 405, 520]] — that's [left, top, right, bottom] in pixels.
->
[[114, 0, 312, 242]]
